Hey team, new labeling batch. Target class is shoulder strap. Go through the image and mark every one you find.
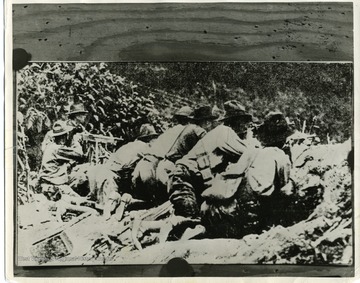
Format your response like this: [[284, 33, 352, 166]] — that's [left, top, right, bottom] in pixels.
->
[[165, 124, 190, 157]]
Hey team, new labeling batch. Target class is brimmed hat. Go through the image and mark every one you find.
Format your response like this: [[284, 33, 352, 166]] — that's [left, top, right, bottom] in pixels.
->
[[218, 100, 252, 122], [137, 124, 159, 140], [192, 105, 217, 121], [52, 120, 73, 137], [257, 111, 292, 146], [258, 111, 288, 130], [174, 106, 194, 119], [68, 103, 88, 116]]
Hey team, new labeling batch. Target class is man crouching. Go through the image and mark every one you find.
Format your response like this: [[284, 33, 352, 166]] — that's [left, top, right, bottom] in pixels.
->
[[200, 111, 293, 238], [37, 121, 94, 220]]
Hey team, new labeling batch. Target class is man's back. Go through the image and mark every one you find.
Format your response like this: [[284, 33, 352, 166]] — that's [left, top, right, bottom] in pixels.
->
[[165, 124, 206, 162], [178, 124, 249, 170], [149, 124, 185, 158], [106, 140, 150, 172]]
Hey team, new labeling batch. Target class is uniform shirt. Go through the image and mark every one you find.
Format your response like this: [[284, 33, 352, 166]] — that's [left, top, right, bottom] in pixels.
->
[[66, 120, 87, 153], [105, 140, 150, 172], [149, 125, 185, 158], [222, 146, 290, 197], [165, 124, 206, 162], [177, 125, 250, 173], [39, 142, 84, 185], [149, 124, 206, 161], [246, 147, 290, 196]]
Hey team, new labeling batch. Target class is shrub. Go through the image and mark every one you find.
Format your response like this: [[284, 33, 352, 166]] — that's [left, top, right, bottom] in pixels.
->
[[17, 62, 165, 170]]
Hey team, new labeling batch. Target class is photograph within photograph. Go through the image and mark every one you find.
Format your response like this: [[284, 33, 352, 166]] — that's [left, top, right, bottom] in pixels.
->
[[15, 62, 353, 266]]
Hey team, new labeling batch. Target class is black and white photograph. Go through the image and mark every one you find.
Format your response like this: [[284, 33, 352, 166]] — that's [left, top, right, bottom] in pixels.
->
[[7, 1, 356, 279], [15, 61, 353, 266]]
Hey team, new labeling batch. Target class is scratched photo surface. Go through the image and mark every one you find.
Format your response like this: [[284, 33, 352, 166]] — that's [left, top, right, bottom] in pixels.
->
[[11, 2, 354, 278], [15, 61, 353, 267]]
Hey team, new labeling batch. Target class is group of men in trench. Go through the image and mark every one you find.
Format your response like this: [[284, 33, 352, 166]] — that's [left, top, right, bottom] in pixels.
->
[[38, 99, 295, 242]]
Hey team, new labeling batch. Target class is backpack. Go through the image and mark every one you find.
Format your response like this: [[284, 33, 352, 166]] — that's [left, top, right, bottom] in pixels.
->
[[201, 149, 260, 200]]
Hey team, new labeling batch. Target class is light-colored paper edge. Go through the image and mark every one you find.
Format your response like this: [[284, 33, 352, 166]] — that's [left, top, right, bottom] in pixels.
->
[[5, 0, 14, 280], [4, 0, 360, 282]]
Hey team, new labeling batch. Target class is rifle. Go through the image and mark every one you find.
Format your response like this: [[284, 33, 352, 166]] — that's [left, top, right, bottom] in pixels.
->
[[285, 131, 320, 147], [82, 133, 124, 144]]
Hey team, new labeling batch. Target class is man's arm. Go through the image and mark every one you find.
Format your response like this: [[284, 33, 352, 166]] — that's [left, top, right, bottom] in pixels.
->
[[194, 125, 207, 139], [56, 146, 85, 163], [217, 126, 248, 157]]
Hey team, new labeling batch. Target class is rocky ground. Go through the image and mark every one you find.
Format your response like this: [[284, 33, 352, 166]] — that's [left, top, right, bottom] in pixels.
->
[[17, 140, 353, 266]]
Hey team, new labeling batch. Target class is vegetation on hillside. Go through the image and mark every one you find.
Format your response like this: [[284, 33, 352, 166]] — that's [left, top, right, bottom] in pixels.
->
[[16, 62, 352, 204], [110, 62, 352, 143]]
